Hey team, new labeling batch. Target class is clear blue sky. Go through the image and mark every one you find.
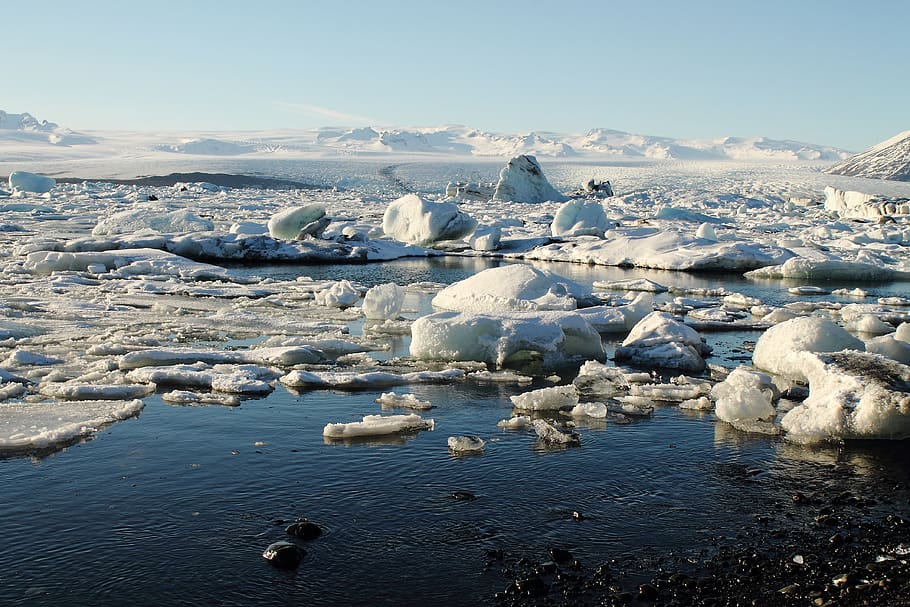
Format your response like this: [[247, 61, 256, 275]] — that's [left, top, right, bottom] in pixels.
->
[[4, 0, 906, 151]]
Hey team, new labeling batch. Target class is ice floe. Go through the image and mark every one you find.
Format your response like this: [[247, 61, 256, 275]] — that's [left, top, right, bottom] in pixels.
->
[[280, 368, 464, 390], [614, 312, 712, 372], [322, 413, 435, 438], [381, 194, 477, 246], [0, 399, 143, 451], [510, 385, 579, 411], [447, 435, 485, 453], [752, 316, 865, 381]]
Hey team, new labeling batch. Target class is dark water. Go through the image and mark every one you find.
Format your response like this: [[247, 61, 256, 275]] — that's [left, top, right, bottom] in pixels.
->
[[2, 258, 910, 606]]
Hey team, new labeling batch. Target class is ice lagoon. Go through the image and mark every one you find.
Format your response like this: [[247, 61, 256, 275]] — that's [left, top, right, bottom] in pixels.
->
[[2, 156, 910, 605]]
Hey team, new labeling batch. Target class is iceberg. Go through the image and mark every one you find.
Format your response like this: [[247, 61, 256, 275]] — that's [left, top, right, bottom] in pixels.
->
[[614, 312, 711, 372], [382, 194, 477, 246], [752, 316, 865, 381], [492, 155, 568, 203]]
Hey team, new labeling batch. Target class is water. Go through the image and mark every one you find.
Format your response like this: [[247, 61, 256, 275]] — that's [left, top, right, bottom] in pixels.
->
[[1, 257, 910, 606]]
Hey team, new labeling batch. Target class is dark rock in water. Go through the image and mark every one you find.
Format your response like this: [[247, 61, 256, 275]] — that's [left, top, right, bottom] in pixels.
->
[[262, 541, 304, 569], [452, 490, 477, 500], [572, 510, 584, 521], [514, 574, 548, 597], [549, 547, 573, 562], [147, 194, 159, 201], [286, 519, 322, 540], [637, 582, 658, 601]]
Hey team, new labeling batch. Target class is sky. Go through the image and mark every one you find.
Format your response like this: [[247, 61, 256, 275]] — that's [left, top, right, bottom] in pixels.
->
[[4, 0, 907, 151]]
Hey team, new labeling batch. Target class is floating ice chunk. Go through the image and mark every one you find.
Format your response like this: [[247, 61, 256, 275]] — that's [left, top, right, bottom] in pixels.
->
[[468, 370, 534, 384], [551, 199, 609, 237], [92, 208, 213, 236], [382, 194, 477, 246], [267, 204, 329, 240], [630, 380, 710, 402], [833, 288, 869, 298], [38, 382, 156, 400], [531, 419, 580, 446], [722, 293, 762, 308], [161, 390, 241, 406], [410, 310, 604, 368], [510, 385, 579, 411], [376, 392, 434, 410], [680, 396, 713, 410], [118, 346, 323, 370], [126, 363, 276, 394], [314, 279, 359, 308], [592, 278, 668, 293], [573, 360, 630, 398], [24, 248, 231, 280], [865, 335, 910, 365], [577, 292, 654, 332], [9, 171, 55, 194], [614, 312, 711, 373], [280, 368, 464, 389], [492, 155, 568, 203], [781, 351, 910, 443], [497, 415, 531, 429], [432, 265, 590, 313], [608, 399, 655, 416], [752, 316, 865, 381], [897, 323, 910, 343], [711, 367, 777, 423], [469, 225, 502, 251], [744, 257, 897, 281], [0, 399, 143, 451], [844, 314, 894, 336], [322, 413, 434, 438], [362, 283, 404, 320], [447, 435, 486, 453], [3, 349, 62, 367], [569, 402, 608, 418], [788, 286, 830, 296]]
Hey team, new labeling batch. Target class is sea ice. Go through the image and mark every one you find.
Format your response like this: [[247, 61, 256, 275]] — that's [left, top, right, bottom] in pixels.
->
[[492, 155, 568, 203], [430, 265, 592, 313], [614, 312, 711, 372], [161, 390, 241, 406], [781, 351, 910, 443], [381, 194, 477, 246], [280, 368, 464, 389], [8, 171, 55, 194], [93, 208, 214, 236], [550, 199, 610, 237], [267, 204, 329, 240], [711, 367, 777, 423], [362, 283, 404, 320], [409, 310, 604, 368], [322, 413, 434, 438], [447, 435, 485, 453], [865, 335, 910, 365], [468, 225, 502, 251], [125, 363, 276, 394], [752, 316, 865, 381], [531, 419, 580, 446], [497, 415, 531, 429], [510, 385, 579, 411], [569, 402, 608, 418], [0, 399, 144, 451], [375, 392, 433, 410], [314, 279, 360, 308]]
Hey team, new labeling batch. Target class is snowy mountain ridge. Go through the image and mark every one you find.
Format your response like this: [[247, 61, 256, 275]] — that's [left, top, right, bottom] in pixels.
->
[[825, 130, 910, 182], [0, 109, 850, 162]]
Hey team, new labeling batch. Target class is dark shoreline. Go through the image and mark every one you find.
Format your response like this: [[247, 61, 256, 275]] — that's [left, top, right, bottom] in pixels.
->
[[42, 172, 323, 190]]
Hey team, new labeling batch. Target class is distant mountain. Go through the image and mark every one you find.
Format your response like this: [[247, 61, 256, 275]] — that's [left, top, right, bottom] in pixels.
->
[[0, 109, 850, 161], [824, 131, 910, 182], [0, 110, 95, 145]]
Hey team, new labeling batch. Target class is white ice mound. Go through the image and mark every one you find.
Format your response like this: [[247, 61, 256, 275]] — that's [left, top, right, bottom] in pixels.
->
[[431, 265, 590, 313], [24, 248, 232, 280], [92, 207, 214, 236], [267, 204, 329, 240], [314, 279, 359, 308], [125, 363, 277, 394], [823, 186, 910, 220], [752, 316, 865, 381], [469, 225, 502, 251], [744, 257, 898, 282], [510, 385, 579, 411], [382, 193, 477, 246], [551, 199, 610, 237], [492, 155, 568, 203], [362, 283, 404, 320], [0, 399, 143, 451], [9, 171, 55, 194], [376, 392, 433, 410], [531, 419, 580, 446], [410, 310, 605, 368], [781, 351, 910, 443], [447, 435, 486, 453], [322, 413, 434, 438], [711, 367, 777, 423], [614, 312, 711, 372], [118, 346, 323, 370]]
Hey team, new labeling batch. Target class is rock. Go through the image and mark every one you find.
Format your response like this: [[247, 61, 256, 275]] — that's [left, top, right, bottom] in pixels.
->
[[261, 541, 304, 569], [492, 155, 568, 203], [549, 547, 573, 562], [285, 519, 322, 540]]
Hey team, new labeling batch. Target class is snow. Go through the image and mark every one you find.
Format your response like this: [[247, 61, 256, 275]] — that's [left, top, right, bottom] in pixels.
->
[[267, 204, 329, 239], [510, 385, 579, 411], [362, 283, 404, 320], [752, 316, 865, 381], [0, 399, 143, 451], [322, 413, 434, 438], [9, 171, 55, 194], [780, 351, 910, 443], [409, 310, 604, 368], [492, 155, 568, 203], [825, 131, 910, 182], [614, 312, 711, 372], [431, 265, 591, 313], [381, 194, 477, 246]]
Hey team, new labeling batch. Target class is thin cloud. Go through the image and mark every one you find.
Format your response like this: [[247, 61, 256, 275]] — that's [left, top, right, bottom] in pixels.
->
[[277, 102, 379, 125]]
